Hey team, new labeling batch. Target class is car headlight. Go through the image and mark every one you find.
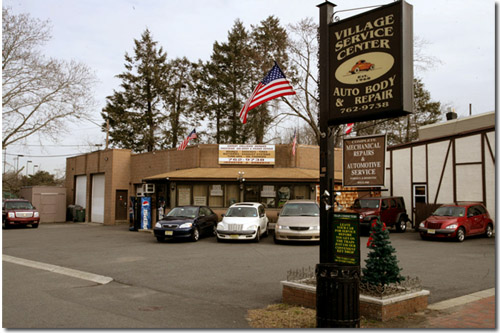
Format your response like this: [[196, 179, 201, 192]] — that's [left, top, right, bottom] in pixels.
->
[[419, 222, 425, 228], [246, 225, 258, 231], [217, 222, 226, 230], [445, 224, 458, 230], [178, 222, 193, 229], [277, 225, 289, 230], [8, 212, 15, 218], [155, 222, 162, 228], [34, 212, 39, 218], [310, 226, 320, 231]]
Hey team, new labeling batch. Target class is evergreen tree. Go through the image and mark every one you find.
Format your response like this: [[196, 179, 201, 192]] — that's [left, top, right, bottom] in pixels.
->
[[362, 218, 405, 286], [101, 29, 168, 152]]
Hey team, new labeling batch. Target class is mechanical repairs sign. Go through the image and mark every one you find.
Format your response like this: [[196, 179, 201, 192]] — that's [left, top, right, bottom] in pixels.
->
[[333, 212, 360, 265], [343, 134, 386, 187], [328, 0, 413, 125], [219, 144, 275, 165]]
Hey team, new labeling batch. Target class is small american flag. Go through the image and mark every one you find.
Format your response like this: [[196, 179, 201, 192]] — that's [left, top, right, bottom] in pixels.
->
[[177, 129, 197, 151], [292, 130, 297, 156], [239, 62, 296, 124], [345, 123, 354, 135]]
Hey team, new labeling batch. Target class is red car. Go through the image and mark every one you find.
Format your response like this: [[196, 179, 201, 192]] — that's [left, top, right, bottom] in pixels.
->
[[419, 203, 494, 242], [350, 60, 374, 74], [2, 199, 40, 229]]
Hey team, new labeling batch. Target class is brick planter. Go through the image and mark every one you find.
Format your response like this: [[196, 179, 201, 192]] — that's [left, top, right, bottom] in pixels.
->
[[281, 280, 430, 322]]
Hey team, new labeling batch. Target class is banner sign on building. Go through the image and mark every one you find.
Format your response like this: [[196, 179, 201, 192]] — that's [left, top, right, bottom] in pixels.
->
[[343, 134, 386, 187], [328, 0, 413, 125], [333, 212, 360, 266], [219, 144, 275, 165]]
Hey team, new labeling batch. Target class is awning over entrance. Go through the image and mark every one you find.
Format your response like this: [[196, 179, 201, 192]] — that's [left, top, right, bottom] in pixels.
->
[[143, 167, 332, 183]]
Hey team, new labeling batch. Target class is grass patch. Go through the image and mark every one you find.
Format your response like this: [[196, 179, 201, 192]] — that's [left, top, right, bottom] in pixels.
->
[[247, 304, 316, 328]]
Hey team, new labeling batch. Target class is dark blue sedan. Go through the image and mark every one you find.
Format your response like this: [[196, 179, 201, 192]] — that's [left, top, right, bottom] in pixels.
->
[[153, 206, 218, 242]]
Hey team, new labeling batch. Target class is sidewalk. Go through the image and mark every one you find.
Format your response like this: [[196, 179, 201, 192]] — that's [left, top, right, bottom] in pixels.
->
[[425, 288, 495, 329], [363, 288, 495, 329]]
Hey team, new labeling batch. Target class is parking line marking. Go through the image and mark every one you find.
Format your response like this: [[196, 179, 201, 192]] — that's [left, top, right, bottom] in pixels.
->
[[2, 254, 113, 285]]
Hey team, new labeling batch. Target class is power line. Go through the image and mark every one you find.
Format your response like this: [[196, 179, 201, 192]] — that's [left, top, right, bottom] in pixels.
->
[[5, 152, 87, 158]]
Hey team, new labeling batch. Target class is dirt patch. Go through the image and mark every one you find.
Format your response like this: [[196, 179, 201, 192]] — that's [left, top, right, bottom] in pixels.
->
[[247, 304, 441, 328]]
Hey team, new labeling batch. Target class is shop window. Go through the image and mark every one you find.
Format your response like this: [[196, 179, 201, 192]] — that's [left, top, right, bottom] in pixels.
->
[[177, 185, 191, 206], [225, 184, 239, 207], [413, 184, 427, 205], [261, 185, 276, 208], [193, 184, 207, 206], [278, 186, 291, 208], [244, 185, 260, 202], [209, 184, 224, 208], [293, 185, 308, 200]]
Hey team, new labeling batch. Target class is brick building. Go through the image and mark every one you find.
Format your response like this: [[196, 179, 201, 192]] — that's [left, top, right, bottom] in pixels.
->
[[65, 144, 364, 225]]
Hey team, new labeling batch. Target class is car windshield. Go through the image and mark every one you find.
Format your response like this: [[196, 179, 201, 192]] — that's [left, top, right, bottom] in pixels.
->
[[281, 203, 319, 216], [352, 199, 379, 209], [4, 201, 34, 210], [433, 206, 466, 217], [167, 207, 198, 218], [226, 207, 257, 217]]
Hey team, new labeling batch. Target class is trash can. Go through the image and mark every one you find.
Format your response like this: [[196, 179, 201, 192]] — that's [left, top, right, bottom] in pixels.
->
[[75, 207, 85, 222], [67, 205, 77, 222]]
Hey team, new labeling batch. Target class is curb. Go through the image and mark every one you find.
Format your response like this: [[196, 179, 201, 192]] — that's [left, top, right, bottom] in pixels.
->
[[428, 288, 495, 310]]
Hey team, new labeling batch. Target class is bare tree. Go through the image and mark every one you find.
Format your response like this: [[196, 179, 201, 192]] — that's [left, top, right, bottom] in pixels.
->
[[2, 7, 97, 148]]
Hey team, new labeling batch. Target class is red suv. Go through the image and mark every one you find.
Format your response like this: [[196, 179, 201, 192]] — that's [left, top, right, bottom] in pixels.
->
[[2, 199, 40, 229], [419, 202, 494, 242], [351, 196, 410, 232]]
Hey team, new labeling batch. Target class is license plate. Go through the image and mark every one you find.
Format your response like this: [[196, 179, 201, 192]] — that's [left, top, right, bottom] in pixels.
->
[[427, 229, 435, 234], [230, 234, 239, 239], [165, 231, 173, 236]]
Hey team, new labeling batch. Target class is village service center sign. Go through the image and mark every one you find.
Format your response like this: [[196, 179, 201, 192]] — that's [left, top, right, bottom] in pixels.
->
[[329, 0, 413, 125]]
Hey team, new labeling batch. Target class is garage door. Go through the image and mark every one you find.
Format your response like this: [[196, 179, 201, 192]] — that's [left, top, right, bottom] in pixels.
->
[[91, 174, 105, 223], [75, 175, 87, 208]]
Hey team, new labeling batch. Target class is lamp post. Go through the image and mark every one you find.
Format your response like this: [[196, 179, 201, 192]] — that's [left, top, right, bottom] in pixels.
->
[[33, 165, 39, 174], [238, 171, 245, 201]]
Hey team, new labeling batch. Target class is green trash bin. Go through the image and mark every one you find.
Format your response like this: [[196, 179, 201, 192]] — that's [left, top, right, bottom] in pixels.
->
[[75, 208, 85, 222]]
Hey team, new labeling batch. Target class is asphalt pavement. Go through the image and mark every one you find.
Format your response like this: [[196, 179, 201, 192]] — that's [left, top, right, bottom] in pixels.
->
[[2, 222, 496, 328]]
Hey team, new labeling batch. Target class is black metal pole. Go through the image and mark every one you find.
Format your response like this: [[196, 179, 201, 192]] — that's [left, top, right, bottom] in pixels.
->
[[317, 2, 360, 328]]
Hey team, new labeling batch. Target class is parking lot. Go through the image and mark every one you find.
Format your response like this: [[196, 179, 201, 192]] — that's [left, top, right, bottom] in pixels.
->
[[2, 223, 495, 328]]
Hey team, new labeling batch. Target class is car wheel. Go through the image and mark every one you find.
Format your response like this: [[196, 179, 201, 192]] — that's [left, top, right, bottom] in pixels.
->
[[3, 221, 10, 229], [254, 228, 261, 243], [273, 233, 282, 244], [191, 227, 200, 242], [212, 224, 217, 236], [32, 223, 39, 229], [456, 227, 466, 242], [420, 233, 428, 240], [156, 237, 166, 243], [396, 218, 407, 233], [485, 224, 494, 238]]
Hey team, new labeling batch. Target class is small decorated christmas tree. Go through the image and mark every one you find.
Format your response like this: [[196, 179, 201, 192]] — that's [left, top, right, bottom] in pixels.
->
[[362, 217, 405, 286]]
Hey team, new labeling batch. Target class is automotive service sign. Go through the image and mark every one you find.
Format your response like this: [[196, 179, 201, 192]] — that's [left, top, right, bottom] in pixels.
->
[[328, 0, 413, 125], [343, 134, 386, 187]]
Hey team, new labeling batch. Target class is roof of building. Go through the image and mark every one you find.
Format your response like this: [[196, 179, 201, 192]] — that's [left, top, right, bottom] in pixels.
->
[[143, 167, 343, 182]]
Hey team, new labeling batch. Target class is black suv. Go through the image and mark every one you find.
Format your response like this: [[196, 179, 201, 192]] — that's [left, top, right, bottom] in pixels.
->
[[351, 196, 410, 232]]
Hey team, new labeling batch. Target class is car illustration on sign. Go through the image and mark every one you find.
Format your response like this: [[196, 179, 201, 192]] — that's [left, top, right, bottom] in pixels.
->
[[349, 60, 374, 74]]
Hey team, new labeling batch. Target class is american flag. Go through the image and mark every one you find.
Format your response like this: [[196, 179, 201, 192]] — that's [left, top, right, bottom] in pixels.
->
[[345, 123, 354, 135], [239, 62, 296, 124], [292, 130, 297, 156], [177, 129, 197, 151]]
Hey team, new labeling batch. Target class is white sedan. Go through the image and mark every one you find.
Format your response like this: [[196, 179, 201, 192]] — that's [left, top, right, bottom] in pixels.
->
[[216, 202, 268, 242]]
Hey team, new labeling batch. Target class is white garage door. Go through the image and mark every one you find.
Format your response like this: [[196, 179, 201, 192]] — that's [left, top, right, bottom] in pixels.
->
[[75, 175, 87, 208], [91, 174, 105, 223]]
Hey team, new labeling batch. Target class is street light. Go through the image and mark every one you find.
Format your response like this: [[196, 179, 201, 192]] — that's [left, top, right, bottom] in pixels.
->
[[33, 165, 39, 174], [26, 160, 32, 176]]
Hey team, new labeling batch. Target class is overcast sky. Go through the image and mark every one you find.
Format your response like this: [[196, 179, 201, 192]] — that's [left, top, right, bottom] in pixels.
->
[[3, 0, 496, 175]]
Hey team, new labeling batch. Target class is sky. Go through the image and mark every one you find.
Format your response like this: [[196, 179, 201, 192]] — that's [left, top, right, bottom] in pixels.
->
[[2, 0, 496, 175]]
